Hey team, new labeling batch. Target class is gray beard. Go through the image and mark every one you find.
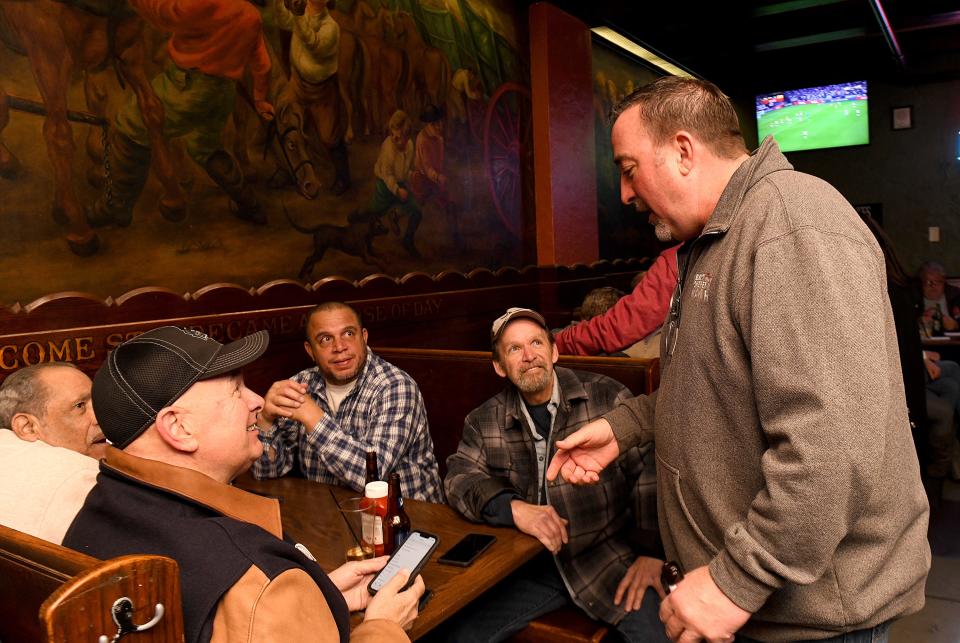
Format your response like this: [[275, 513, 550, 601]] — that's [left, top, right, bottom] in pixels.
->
[[516, 368, 551, 395]]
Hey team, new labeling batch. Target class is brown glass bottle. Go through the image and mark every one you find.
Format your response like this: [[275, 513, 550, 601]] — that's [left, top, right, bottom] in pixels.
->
[[388, 473, 411, 550], [364, 451, 378, 486], [661, 560, 684, 594]]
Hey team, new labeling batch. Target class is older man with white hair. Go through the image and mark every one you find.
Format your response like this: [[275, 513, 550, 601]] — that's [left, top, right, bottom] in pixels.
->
[[0, 362, 105, 543]]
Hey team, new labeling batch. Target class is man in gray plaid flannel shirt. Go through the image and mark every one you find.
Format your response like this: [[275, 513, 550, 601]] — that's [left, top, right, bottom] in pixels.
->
[[442, 308, 668, 642], [252, 302, 442, 502]]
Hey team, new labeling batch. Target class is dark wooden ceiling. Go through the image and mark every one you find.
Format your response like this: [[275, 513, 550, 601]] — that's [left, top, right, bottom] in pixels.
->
[[544, 0, 960, 95]]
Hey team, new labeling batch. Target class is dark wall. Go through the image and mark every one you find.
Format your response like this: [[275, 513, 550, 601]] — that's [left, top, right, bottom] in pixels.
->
[[735, 79, 960, 275]]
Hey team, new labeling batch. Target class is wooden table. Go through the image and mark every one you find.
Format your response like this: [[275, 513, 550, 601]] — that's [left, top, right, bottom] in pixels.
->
[[922, 336, 960, 361], [922, 336, 960, 346], [235, 473, 541, 640]]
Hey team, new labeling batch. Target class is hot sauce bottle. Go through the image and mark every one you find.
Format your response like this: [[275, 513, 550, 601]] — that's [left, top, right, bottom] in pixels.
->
[[362, 481, 389, 556]]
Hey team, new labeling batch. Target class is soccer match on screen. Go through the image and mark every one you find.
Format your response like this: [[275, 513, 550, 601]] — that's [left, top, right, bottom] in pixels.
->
[[755, 81, 869, 152]]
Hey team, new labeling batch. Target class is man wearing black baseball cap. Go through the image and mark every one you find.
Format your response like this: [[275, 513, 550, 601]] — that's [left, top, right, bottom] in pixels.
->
[[63, 326, 422, 643]]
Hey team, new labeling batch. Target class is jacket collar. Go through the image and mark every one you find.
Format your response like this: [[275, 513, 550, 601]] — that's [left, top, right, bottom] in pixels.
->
[[103, 447, 284, 539], [702, 136, 793, 236], [503, 366, 589, 427]]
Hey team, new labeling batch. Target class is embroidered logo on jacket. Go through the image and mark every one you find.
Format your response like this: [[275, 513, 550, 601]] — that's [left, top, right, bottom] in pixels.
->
[[691, 272, 713, 302]]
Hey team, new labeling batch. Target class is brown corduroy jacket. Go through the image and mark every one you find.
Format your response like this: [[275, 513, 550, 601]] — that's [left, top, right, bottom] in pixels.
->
[[606, 138, 930, 642], [65, 448, 407, 643]]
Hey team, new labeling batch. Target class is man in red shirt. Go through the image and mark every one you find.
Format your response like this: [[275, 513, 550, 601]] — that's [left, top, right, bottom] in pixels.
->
[[555, 245, 679, 356]]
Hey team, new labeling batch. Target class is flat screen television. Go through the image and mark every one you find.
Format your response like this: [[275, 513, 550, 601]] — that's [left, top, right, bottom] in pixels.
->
[[755, 81, 868, 153]]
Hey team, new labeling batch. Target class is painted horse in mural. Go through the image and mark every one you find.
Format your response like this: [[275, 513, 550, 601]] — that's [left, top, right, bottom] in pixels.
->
[[334, 1, 410, 133], [335, 27, 371, 144], [0, 0, 185, 256], [386, 9, 449, 118], [328, 3, 372, 139], [267, 92, 322, 201]]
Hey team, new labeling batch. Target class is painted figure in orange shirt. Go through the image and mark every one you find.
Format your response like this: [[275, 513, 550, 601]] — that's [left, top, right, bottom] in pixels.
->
[[90, 0, 274, 228]]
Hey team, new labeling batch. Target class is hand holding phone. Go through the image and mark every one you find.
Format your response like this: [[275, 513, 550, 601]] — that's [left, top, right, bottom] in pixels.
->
[[368, 530, 438, 594], [364, 569, 425, 631], [437, 533, 496, 567]]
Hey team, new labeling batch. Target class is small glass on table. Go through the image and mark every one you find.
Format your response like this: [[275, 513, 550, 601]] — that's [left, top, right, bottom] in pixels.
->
[[338, 496, 375, 562]]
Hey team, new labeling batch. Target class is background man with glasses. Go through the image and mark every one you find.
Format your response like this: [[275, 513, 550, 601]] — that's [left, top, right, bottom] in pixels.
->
[[918, 260, 960, 330]]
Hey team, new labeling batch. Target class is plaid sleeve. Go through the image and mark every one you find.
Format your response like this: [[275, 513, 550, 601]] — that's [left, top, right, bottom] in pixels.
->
[[251, 376, 305, 480], [444, 412, 521, 522], [308, 374, 422, 494]]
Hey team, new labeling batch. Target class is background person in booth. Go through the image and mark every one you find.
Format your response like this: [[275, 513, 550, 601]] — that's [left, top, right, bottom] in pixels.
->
[[547, 77, 930, 643], [253, 302, 443, 502], [64, 327, 423, 643], [443, 307, 668, 643], [918, 260, 960, 328], [554, 245, 679, 358], [860, 215, 960, 481], [0, 362, 105, 543]]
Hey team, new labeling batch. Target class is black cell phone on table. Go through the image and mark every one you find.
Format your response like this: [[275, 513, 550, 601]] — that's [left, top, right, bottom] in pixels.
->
[[436, 533, 496, 567], [367, 530, 439, 595]]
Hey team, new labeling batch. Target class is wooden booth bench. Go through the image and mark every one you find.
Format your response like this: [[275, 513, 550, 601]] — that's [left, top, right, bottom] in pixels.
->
[[0, 524, 183, 643], [0, 258, 653, 389]]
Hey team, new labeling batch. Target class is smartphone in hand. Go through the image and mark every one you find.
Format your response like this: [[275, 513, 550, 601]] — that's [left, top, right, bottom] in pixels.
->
[[368, 530, 439, 594]]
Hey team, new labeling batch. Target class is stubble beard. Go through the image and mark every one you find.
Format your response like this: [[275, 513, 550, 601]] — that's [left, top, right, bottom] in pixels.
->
[[325, 349, 368, 386], [654, 222, 674, 242], [636, 202, 674, 243], [648, 213, 674, 242]]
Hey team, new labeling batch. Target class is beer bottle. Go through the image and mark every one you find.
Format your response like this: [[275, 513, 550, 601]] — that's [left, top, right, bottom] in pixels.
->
[[661, 560, 684, 594], [934, 304, 945, 336], [388, 473, 411, 550], [365, 451, 378, 485]]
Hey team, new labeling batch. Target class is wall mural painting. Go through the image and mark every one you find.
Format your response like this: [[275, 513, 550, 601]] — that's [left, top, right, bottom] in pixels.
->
[[0, 0, 529, 306], [591, 40, 669, 262]]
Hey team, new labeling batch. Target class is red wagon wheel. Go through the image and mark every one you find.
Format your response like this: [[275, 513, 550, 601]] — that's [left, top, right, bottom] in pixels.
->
[[483, 82, 532, 237]]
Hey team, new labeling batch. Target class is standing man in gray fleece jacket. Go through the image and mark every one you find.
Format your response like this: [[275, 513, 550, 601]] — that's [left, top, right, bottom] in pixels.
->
[[547, 76, 930, 643]]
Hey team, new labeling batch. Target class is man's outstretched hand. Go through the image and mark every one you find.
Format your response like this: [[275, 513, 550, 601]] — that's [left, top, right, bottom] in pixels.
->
[[546, 418, 620, 484]]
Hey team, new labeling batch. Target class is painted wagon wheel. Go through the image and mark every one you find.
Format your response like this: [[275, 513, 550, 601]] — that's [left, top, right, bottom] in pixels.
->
[[483, 82, 532, 237]]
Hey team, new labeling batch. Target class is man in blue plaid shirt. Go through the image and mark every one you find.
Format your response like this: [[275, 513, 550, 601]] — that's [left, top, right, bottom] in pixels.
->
[[252, 302, 442, 502]]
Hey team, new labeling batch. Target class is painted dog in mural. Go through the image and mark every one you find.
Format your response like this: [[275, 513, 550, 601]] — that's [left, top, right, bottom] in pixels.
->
[[284, 205, 391, 279]]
